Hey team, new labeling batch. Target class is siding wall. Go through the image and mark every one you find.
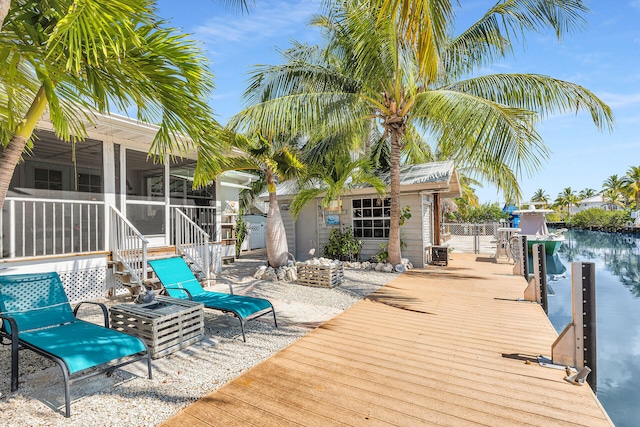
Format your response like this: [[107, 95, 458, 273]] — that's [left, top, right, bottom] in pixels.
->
[[280, 205, 296, 257], [311, 194, 427, 268]]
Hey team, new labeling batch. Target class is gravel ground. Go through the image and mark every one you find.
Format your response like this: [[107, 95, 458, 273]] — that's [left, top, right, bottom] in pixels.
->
[[0, 253, 397, 427]]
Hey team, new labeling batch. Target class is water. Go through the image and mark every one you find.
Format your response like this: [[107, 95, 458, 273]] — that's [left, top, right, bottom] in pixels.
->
[[548, 229, 640, 427]]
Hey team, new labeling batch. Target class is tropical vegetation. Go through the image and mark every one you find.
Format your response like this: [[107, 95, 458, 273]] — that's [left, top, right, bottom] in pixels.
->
[[0, 0, 222, 210], [447, 202, 507, 223], [525, 164, 640, 229], [569, 208, 631, 232], [323, 227, 362, 261], [530, 163, 640, 216], [196, 131, 305, 267], [290, 151, 386, 221], [214, 0, 612, 266]]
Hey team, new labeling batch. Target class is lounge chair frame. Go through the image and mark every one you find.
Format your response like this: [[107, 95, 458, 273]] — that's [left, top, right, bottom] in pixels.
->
[[162, 286, 278, 342], [0, 274, 153, 418], [149, 257, 277, 342]]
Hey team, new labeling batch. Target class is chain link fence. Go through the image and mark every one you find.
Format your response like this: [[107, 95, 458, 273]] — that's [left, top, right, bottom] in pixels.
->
[[441, 223, 501, 254]]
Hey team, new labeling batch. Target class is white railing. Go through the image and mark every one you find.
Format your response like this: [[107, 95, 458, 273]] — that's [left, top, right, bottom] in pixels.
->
[[441, 222, 501, 254], [1, 197, 104, 259], [170, 205, 217, 243], [174, 208, 211, 280], [110, 207, 148, 289]]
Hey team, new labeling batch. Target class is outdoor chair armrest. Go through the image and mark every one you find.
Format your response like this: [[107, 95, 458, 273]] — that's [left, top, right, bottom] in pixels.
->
[[162, 286, 193, 300], [73, 301, 109, 328], [201, 277, 234, 295], [0, 315, 20, 391]]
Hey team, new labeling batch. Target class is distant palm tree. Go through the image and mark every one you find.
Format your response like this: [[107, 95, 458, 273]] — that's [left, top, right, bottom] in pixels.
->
[[578, 188, 597, 200], [602, 174, 628, 209], [554, 187, 578, 219], [602, 188, 626, 210], [531, 189, 550, 207], [624, 165, 640, 209]]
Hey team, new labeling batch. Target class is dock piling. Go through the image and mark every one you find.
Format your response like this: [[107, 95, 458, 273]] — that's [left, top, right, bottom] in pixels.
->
[[551, 262, 597, 391], [524, 243, 548, 313]]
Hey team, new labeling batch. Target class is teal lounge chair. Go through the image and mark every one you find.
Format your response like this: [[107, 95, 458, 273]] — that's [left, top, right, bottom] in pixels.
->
[[0, 272, 152, 418], [148, 257, 277, 342]]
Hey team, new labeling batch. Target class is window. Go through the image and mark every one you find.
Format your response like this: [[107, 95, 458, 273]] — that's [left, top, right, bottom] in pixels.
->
[[34, 168, 63, 190], [77, 173, 102, 193], [352, 197, 391, 238]]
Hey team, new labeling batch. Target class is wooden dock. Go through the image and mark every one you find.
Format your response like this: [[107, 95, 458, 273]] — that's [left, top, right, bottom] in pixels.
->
[[160, 253, 612, 426]]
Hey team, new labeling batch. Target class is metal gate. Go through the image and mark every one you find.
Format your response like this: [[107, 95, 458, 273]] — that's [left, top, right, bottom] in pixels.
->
[[441, 223, 500, 254]]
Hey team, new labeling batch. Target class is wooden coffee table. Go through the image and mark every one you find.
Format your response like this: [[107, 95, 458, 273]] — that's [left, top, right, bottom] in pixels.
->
[[110, 296, 204, 359]]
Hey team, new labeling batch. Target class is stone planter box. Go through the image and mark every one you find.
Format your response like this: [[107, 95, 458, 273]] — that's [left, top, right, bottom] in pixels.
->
[[296, 263, 344, 288], [110, 296, 204, 359]]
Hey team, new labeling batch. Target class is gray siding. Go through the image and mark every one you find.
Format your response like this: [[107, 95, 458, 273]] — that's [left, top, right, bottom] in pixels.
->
[[312, 194, 427, 268], [280, 207, 296, 257]]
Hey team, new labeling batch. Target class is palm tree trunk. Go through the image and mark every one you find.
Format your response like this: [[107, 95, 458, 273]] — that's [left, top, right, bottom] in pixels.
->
[[387, 133, 402, 265], [0, 86, 48, 210], [265, 170, 289, 268], [0, 0, 10, 31]]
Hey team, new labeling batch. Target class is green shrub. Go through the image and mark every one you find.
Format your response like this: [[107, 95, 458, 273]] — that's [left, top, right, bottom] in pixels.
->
[[569, 208, 631, 231], [451, 202, 508, 223], [323, 227, 362, 261], [374, 236, 407, 263], [546, 212, 562, 222], [235, 216, 247, 257]]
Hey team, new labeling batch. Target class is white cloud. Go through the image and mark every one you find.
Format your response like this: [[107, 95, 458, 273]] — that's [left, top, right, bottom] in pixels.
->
[[599, 92, 640, 108], [194, 0, 320, 46]]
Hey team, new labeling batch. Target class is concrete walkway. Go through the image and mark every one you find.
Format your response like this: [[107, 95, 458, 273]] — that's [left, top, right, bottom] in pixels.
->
[[160, 254, 612, 426]]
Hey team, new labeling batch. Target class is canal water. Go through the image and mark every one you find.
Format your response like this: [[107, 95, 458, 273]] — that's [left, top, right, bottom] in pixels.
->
[[549, 229, 640, 427]]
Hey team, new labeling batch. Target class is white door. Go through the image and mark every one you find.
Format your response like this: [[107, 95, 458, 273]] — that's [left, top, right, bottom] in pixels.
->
[[422, 196, 434, 267]]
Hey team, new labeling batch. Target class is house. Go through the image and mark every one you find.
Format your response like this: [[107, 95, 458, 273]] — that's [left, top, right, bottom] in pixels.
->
[[262, 161, 461, 268], [0, 113, 257, 300], [571, 194, 623, 214]]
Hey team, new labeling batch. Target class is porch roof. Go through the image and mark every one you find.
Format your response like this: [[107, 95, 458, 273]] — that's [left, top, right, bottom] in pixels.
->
[[261, 160, 461, 200], [37, 111, 245, 158]]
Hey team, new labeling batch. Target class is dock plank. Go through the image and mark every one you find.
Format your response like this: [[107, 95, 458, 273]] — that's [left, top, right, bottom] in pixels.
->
[[160, 254, 613, 427]]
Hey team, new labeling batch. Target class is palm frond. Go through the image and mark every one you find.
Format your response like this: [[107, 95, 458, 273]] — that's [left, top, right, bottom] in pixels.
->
[[291, 187, 324, 219], [446, 74, 614, 130], [412, 89, 548, 178]]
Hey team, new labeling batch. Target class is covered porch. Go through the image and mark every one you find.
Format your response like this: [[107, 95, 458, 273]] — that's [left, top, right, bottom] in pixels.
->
[[0, 114, 256, 299]]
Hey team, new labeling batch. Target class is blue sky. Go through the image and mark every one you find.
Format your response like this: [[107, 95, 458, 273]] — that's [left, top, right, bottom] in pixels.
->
[[156, 0, 640, 205]]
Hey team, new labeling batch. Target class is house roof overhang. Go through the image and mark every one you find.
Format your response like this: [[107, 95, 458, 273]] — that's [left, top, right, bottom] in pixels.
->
[[259, 160, 462, 201], [36, 111, 258, 181]]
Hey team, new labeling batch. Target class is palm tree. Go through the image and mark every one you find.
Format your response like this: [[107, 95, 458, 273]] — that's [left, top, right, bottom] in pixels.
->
[[291, 151, 386, 222], [579, 188, 597, 200], [228, 0, 612, 265], [554, 187, 578, 219], [602, 174, 628, 209], [624, 165, 640, 209], [0, 0, 219, 210], [531, 189, 550, 207], [196, 131, 305, 268], [602, 188, 625, 211]]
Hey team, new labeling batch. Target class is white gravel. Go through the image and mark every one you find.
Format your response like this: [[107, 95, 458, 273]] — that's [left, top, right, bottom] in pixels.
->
[[0, 257, 397, 427]]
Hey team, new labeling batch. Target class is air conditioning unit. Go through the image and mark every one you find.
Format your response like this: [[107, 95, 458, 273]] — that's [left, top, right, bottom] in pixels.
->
[[431, 246, 448, 266]]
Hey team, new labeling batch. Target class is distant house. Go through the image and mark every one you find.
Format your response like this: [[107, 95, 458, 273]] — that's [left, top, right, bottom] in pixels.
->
[[260, 161, 461, 268], [571, 194, 623, 214], [1, 113, 257, 300]]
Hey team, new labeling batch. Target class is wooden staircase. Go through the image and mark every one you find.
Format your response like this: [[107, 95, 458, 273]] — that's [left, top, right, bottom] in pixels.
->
[[109, 206, 214, 299], [111, 245, 209, 298]]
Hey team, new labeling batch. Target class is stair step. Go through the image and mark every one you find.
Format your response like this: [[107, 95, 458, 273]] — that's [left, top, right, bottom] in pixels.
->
[[147, 245, 177, 257]]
